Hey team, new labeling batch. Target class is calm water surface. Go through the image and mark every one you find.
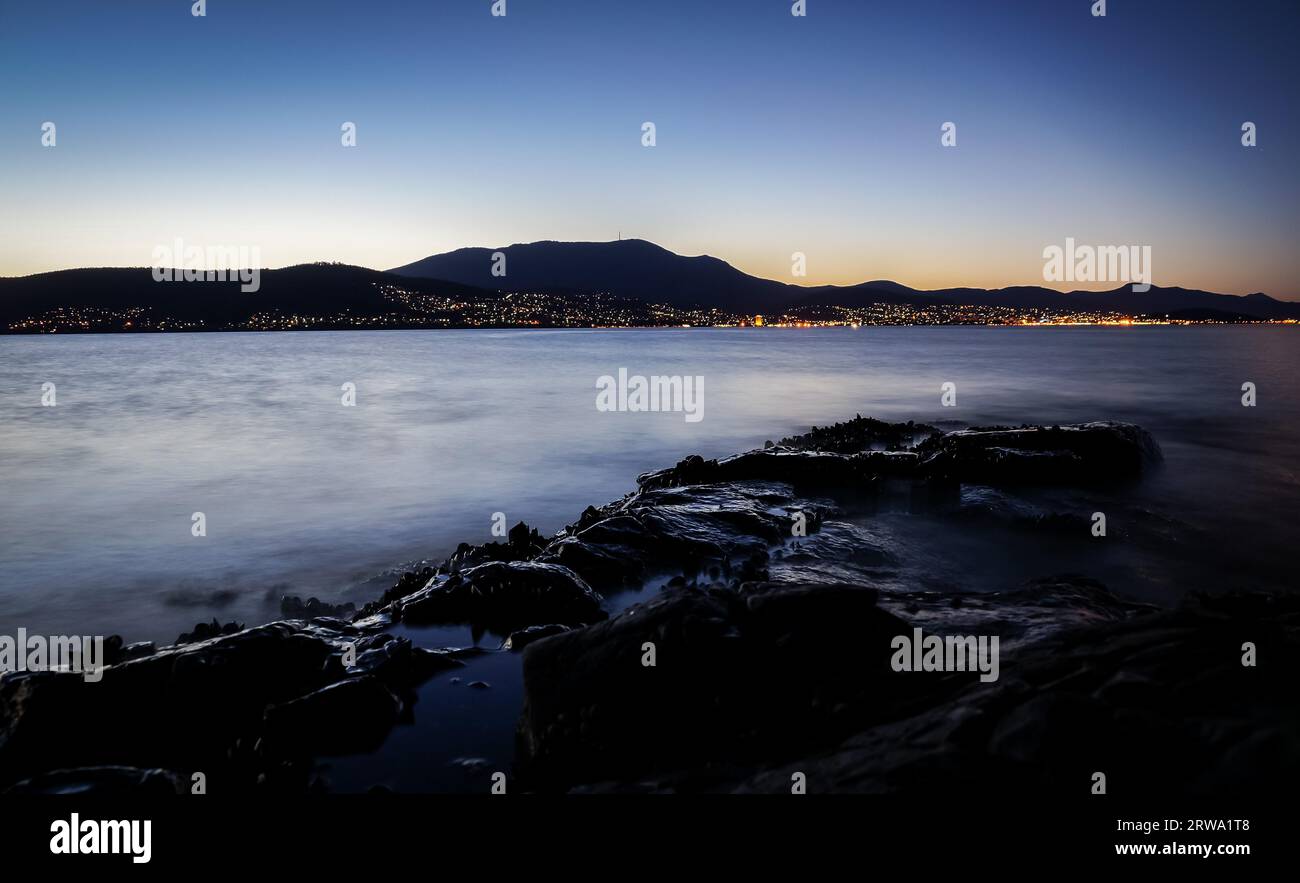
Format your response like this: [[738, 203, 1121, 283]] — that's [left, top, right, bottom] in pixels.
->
[[2, 326, 1296, 645]]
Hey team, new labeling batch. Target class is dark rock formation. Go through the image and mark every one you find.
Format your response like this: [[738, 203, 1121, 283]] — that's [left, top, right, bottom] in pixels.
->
[[516, 585, 1295, 795], [732, 591, 1298, 796], [176, 618, 245, 644], [0, 621, 465, 793], [503, 624, 573, 651], [6, 765, 188, 795], [4, 414, 1256, 800], [261, 676, 401, 758], [281, 595, 356, 619], [516, 582, 959, 788], [388, 561, 605, 629], [513, 576, 1156, 789], [914, 421, 1162, 484]]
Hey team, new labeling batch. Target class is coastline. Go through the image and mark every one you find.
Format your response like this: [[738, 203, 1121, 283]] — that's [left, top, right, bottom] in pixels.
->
[[3, 414, 1294, 796]]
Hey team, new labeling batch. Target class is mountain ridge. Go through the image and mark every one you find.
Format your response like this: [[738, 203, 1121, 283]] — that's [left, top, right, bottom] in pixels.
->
[[389, 238, 1299, 318], [3, 241, 1296, 330]]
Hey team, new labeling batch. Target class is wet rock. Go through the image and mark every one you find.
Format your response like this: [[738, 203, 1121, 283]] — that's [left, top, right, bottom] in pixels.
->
[[916, 421, 1162, 485], [355, 567, 437, 620], [0, 620, 468, 792], [503, 624, 573, 651], [777, 415, 940, 454], [516, 582, 958, 788], [438, 521, 548, 573], [637, 450, 914, 492], [281, 595, 356, 619], [0, 621, 345, 789], [176, 618, 244, 644], [326, 634, 468, 683], [537, 484, 809, 590], [508, 521, 542, 551], [5, 765, 186, 795], [732, 591, 1299, 796], [392, 561, 605, 629], [262, 676, 402, 758], [450, 756, 490, 771], [100, 635, 157, 666]]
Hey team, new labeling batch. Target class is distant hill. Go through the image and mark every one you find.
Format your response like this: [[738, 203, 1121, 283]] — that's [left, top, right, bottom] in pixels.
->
[[0, 264, 500, 330], [392, 239, 1300, 320], [4, 242, 1296, 332], [391, 239, 798, 312]]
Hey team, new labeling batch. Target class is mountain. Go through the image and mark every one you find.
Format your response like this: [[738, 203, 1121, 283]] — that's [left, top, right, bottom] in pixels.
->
[[390, 239, 799, 312], [392, 239, 1300, 320], [4, 243, 1296, 331], [0, 264, 502, 330]]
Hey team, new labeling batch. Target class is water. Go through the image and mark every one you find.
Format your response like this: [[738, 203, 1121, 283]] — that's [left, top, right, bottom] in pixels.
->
[[1, 326, 1297, 646]]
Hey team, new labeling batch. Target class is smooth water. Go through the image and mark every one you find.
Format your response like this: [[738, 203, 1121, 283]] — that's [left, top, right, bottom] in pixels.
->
[[1, 326, 1297, 645]]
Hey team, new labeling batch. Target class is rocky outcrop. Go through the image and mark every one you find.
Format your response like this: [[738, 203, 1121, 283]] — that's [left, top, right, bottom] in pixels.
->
[[914, 421, 1163, 484], [732, 591, 1298, 796], [515, 582, 957, 788], [384, 561, 605, 629], [280, 595, 356, 619], [503, 624, 573, 651], [516, 587, 1296, 795], [5, 765, 188, 795], [2, 414, 1229, 798], [638, 420, 1161, 492], [0, 621, 468, 792], [514, 576, 1155, 789]]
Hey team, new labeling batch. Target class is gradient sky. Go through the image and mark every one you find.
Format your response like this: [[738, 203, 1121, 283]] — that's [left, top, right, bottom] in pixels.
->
[[1, 0, 1297, 297]]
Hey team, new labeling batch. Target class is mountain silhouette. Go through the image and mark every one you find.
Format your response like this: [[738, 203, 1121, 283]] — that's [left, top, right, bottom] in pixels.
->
[[0, 264, 500, 329], [4, 242, 1296, 330], [392, 239, 1300, 319], [391, 239, 798, 312]]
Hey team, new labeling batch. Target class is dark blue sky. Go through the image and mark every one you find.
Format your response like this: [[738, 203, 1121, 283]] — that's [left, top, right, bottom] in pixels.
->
[[2, 0, 1297, 297]]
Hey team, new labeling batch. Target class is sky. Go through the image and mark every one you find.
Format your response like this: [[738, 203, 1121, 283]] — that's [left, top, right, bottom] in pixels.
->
[[1, 0, 1297, 298]]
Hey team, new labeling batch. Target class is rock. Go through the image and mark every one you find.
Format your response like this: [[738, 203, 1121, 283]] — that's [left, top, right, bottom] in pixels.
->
[[176, 618, 244, 644], [508, 521, 541, 550], [325, 634, 468, 683], [0, 619, 468, 792], [392, 561, 605, 629], [0, 413, 1198, 795], [637, 450, 914, 492], [732, 591, 1299, 796], [0, 621, 343, 789], [537, 484, 813, 590], [916, 421, 1162, 484], [4, 766, 186, 795], [503, 624, 573, 651], [450, 757, 490, 771], [261, 676, 401, 758], [516, 582, 958, 788], [777, 415, 940, 453], [281, 595, 356, 619]]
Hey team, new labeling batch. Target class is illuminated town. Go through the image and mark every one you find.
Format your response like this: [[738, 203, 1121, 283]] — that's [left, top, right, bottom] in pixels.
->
[[5, 281, 1296, 334]]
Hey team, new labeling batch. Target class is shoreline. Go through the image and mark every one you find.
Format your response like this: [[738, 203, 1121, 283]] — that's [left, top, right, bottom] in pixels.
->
[[2, 414, 1296, 795], [4, 319, 1298, 336]]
